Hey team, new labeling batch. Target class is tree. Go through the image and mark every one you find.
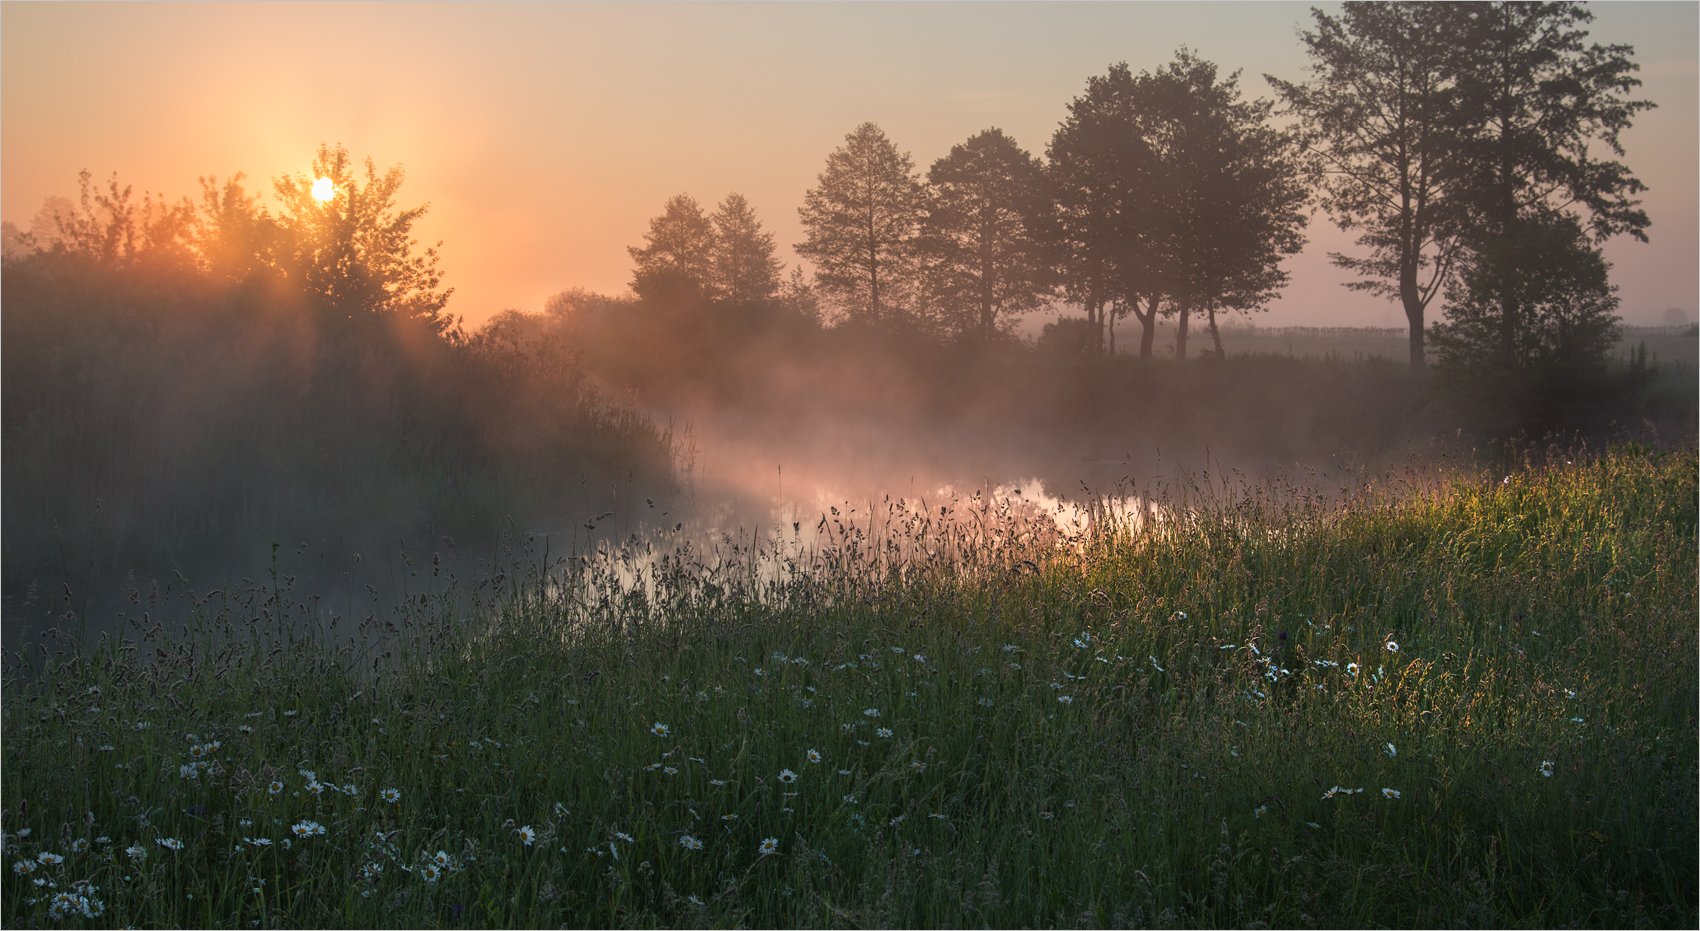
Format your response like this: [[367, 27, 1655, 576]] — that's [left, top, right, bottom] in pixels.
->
[[1138, 51, 1308, 359], [1048, 63, 1160, 355], [19, 170, 195, 269], [1269, 3, 1467, 370], [1434, 214, 1619, 372], [1446, 1, 1650, 370], [796, 122, 925, 326], [709, 193, 783, 305], [918, 128, 1055, 339], [192, 173, 279, 284], [274, 144, 453, 332], [629, 193, 717, 303], [1431, 213, 1622, 429]]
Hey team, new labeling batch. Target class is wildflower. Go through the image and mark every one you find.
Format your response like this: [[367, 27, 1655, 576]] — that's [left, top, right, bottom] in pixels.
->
[[1149, 656, 1165, 673], [837, 768, 852, 776], [268, 780, 284, 796], [1384, 742, 1397, 758], [1002, 644, 1018, 653], [245, 837, 273, 847], [37, 852, 63, 866], [875, 727, 893, 739], [777, 768, 798, 784], [1058, 695, 1073, 705], [1539, 760, 1554, 778], [124, 845, 146, 861], [433, 850, 453, 868], [381, 787, 401, 804], [758, 837, 779, 857], [806, 749, 822, 764], [1253, 805, 1268, 819], [709, 779, 728, 787], [179, 763, 200, 780], [1385, 640, 1400, 653], [863, 708, 881, 719], [516, 826, 536, 846], [842, 794, 858, 804], [1346, 662, 1359, 677], [420, 863, 442, 883], [69, 839, 88, 854], [12, 859, 35, 876], [613, 832, 634, 844], [662, 766, 678, 776], [679, 835, 703, 851], [290, 820, 326, 838], [342, 783, 357, 795], [1381, 788, 1401, 800], [1564, 688, 1577, 699], [156, 837, 184, 851]]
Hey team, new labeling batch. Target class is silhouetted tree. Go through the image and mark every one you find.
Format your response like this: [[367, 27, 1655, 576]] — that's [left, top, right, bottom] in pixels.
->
[[1432, 213, 1622, 429], [1270, 3, 1467, 370], [796, 122, 925, 326], [19, 170, 195, 269], [629, 193, 718, 303], [192, 174, 279, 284], [274, 144, 454, 333], [1048, 64, 1159, 355], [919, 128, 1055, 339], [1445, 1, 1650, 371], [710, 193, 783, 304], [1139, 51, 1308, 359]]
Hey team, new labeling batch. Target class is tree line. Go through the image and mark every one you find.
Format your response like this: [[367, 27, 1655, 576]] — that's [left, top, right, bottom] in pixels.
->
[[626, 1, 1649, 386]]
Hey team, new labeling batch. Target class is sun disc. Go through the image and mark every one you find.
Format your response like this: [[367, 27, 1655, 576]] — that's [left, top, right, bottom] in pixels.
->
[[311, 177, 335, 202]]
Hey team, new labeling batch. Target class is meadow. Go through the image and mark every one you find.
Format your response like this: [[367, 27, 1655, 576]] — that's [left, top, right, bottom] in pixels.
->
[[3, 445, 1694, 928]]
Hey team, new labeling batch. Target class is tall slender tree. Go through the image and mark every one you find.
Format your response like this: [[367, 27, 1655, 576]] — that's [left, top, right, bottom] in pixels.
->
[[796, 122, 925, 326], [918, 129, 1055, 339], [1269, 3, 1466, 370], [1446, 0, 1650, 369]]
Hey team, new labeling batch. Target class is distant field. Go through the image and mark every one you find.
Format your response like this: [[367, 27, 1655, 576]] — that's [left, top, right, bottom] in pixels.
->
[[4, 448, 1693, 928], [1209, 325, 1700, 369]]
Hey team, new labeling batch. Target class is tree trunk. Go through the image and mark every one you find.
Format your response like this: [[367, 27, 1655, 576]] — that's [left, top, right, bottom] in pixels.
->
[[1175, 303, 1190, 360], [1400, 281, 1426, 371], [1135, 295, 1157, 358], [1107, 302, 1117, 355], [1207, 303, 1225, 357]]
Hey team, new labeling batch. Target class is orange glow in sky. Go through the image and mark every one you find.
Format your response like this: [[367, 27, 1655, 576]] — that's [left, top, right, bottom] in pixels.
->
[[4, 2, 1695, 327]]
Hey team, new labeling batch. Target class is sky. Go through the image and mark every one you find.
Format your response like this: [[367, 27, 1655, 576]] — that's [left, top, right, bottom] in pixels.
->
[[4, 1, 1696, 328]]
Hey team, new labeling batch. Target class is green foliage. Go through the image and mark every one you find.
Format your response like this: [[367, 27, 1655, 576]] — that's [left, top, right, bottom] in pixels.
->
[[4, 449, 1693, 927]]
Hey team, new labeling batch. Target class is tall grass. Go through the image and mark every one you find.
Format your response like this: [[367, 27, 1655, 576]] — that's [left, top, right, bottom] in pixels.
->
[[3, 447, 1694, 927]]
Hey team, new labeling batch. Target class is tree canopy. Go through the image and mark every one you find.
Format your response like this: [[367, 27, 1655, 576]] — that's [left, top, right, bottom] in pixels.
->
[[796, 122, 926, 327]]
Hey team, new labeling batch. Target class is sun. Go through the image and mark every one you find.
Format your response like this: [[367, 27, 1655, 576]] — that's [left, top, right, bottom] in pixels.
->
[[311, 177, 335, 202]]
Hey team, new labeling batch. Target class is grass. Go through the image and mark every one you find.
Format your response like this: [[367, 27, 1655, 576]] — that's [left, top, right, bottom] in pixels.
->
[[3, 447, 1695, 928]]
